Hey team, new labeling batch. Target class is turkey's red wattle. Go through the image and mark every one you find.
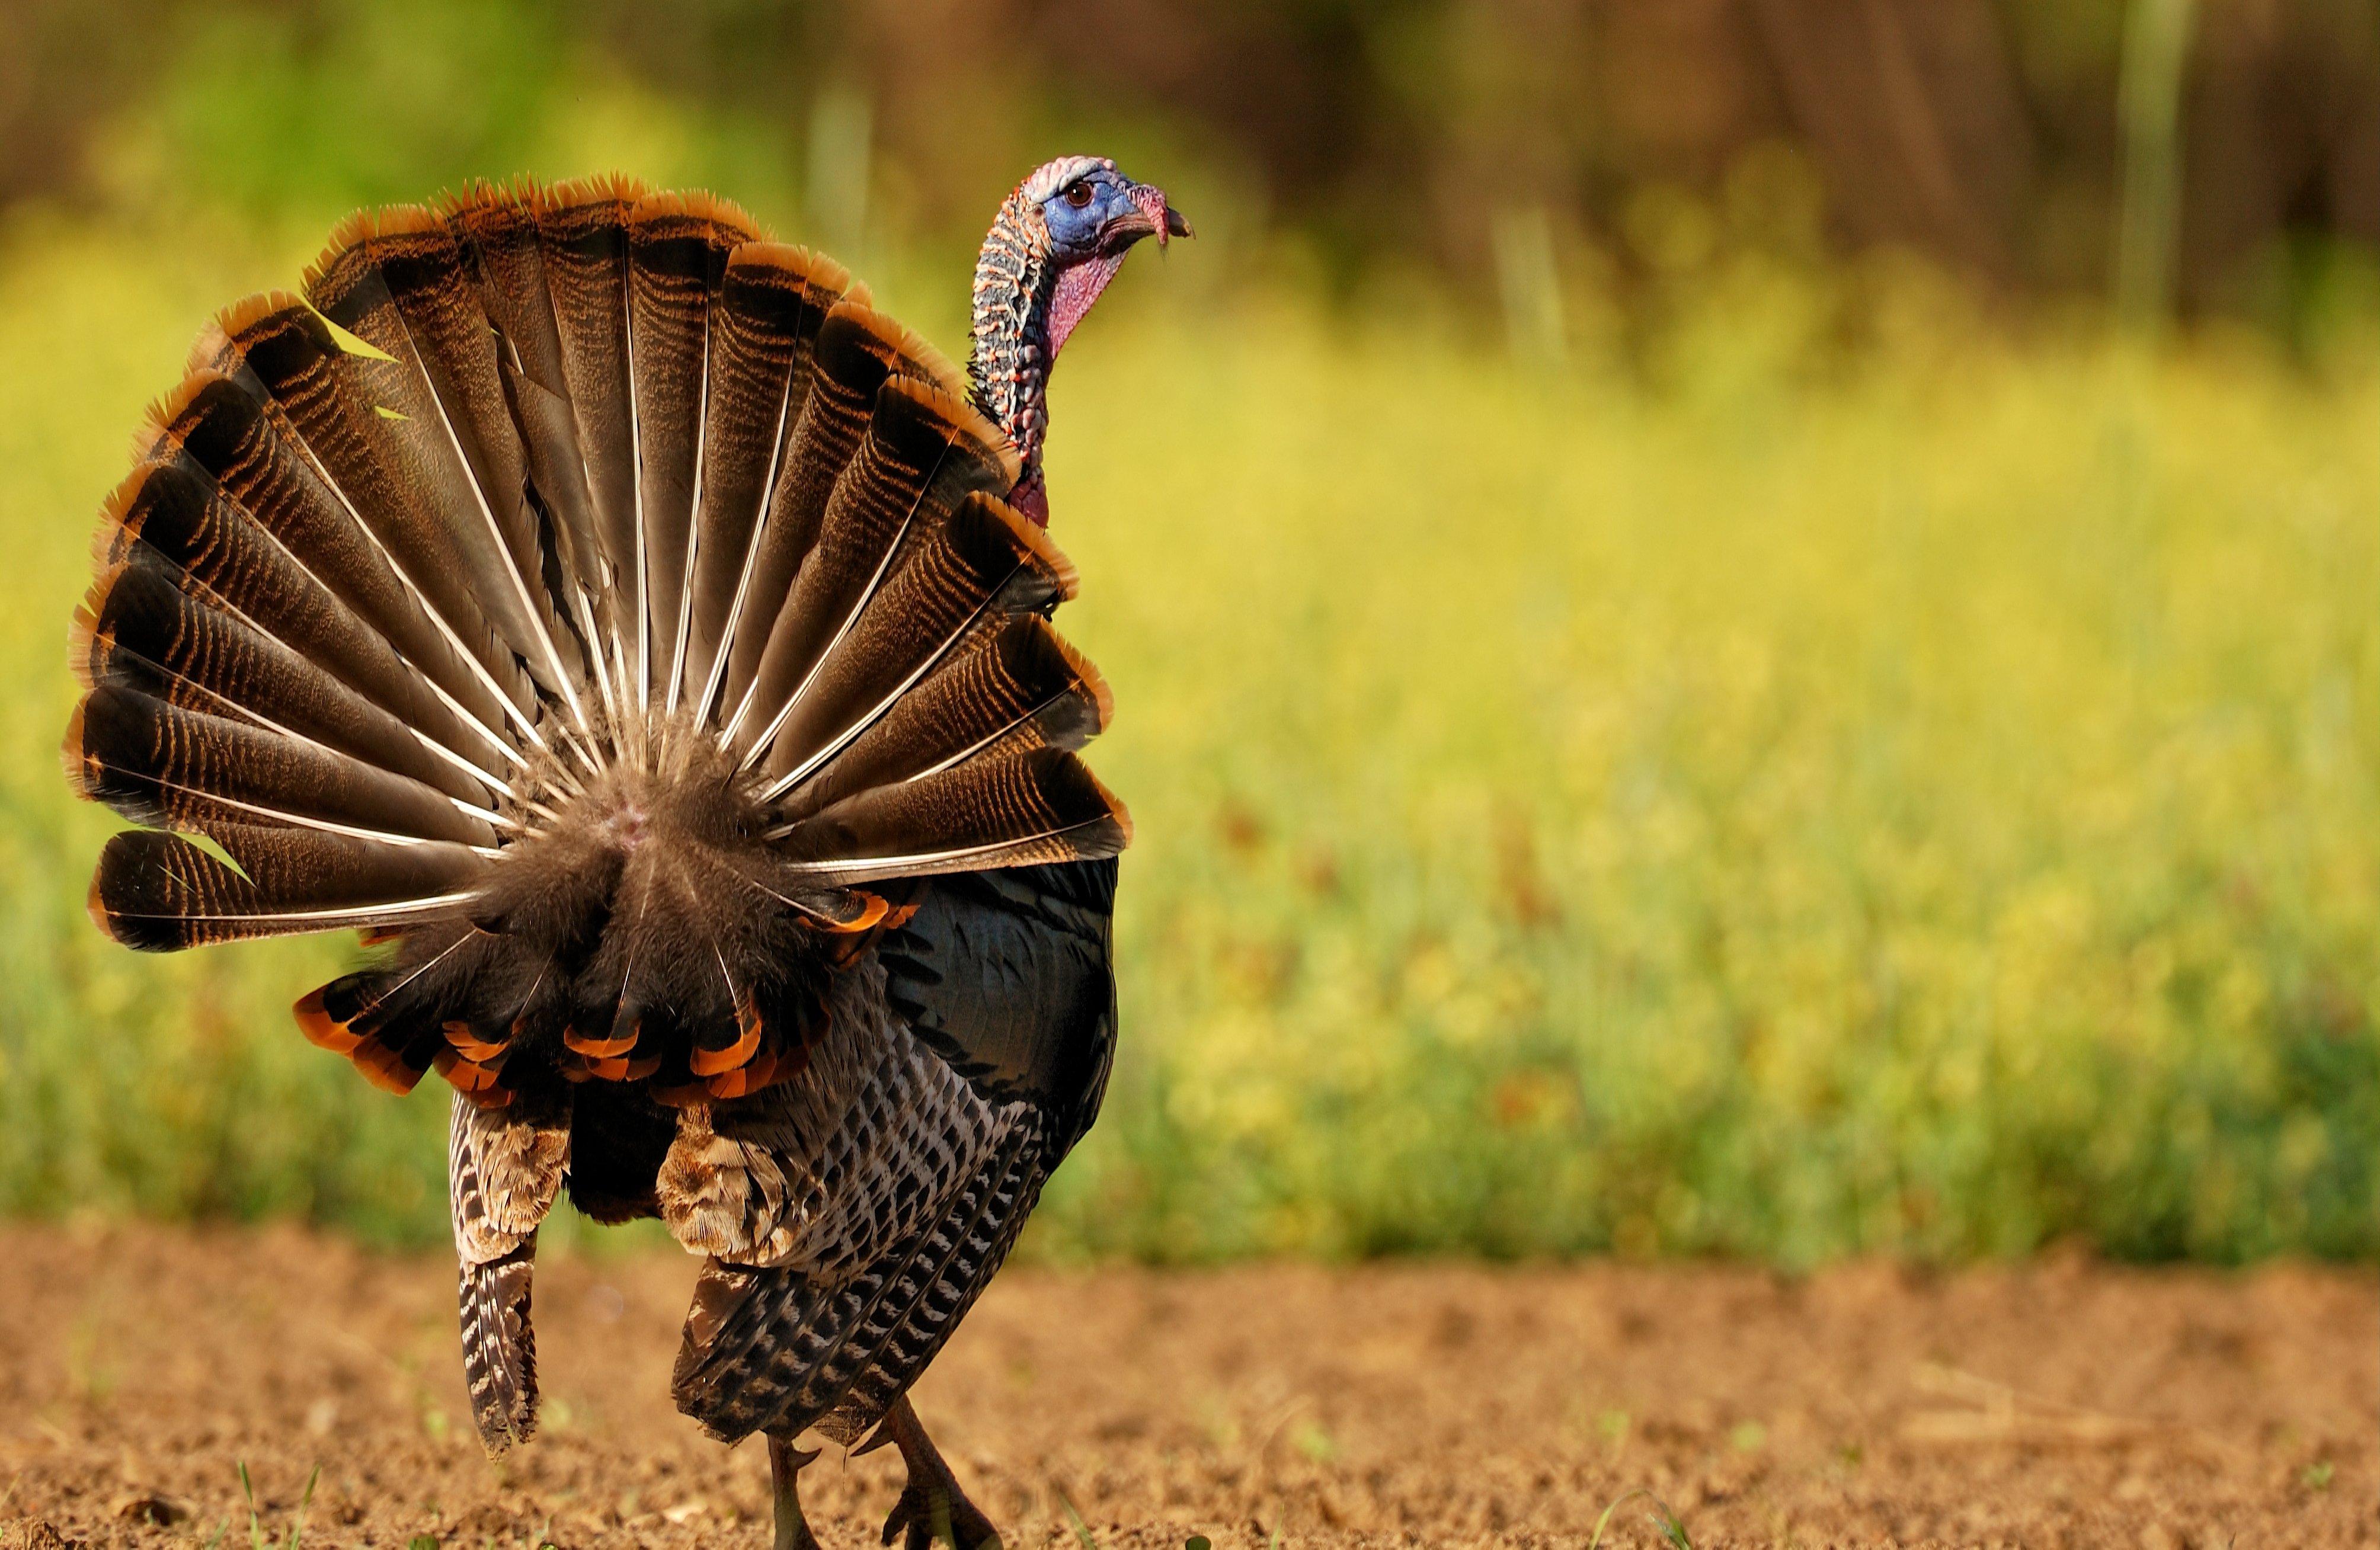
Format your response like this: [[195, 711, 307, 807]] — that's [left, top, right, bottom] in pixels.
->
[[1045, 253, 1124, 365], [1009, 471, 1052, 527]]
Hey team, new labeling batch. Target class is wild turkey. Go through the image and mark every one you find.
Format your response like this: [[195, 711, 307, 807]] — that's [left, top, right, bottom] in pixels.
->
[[64, 155, 1186, 1549]]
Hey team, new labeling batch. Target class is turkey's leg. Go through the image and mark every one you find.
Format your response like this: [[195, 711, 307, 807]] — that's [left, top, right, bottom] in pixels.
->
[[766, 1433, 823, 1550], [859, 1394, 1003, 1550]]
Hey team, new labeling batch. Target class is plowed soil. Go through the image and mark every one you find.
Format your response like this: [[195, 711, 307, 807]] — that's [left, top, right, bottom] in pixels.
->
[[0, 1224, 2366, 1548]]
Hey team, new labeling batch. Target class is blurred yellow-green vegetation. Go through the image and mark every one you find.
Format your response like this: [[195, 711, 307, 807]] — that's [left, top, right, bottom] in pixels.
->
[[2, 0, 2377, 1264]]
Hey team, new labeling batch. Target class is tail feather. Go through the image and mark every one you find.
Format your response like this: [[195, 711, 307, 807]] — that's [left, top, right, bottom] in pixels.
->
[[69, 683, 499, 850], [535, 177, 646, 693], [757, 489, 1074, 794], [680, 243, 846, 716], [75, 542, 492, 808], [776, 616, 1111, 826], [626, 193, 756, 704], [93, 459, 512, 780], [134, 372, 523, 756], [734, 370, 1013, 766], [88, 823, 487, 950], [771, 747, 1129, 886], [303, 212, 586, 718], [441, 183, 606, 616], [196, 297, 543, 735], [718, 301, 906, 733]]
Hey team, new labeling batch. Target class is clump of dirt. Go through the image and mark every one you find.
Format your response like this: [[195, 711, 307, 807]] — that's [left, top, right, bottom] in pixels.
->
[[0, 1224, 2367, 1547], [1, 1520, 79, 1550]]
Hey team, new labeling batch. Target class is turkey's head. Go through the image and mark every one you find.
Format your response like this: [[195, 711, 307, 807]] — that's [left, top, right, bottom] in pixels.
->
[[967, 155, 1191, 525]]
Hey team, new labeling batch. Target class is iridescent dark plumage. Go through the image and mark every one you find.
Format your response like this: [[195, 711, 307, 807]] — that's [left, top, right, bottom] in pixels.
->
[[65, 159, 1185, 1550]]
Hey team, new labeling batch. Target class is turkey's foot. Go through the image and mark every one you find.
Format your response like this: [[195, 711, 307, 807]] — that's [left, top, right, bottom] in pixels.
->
[[767, 1433, 823, 1550], [858, 1395, 1003, 1550]]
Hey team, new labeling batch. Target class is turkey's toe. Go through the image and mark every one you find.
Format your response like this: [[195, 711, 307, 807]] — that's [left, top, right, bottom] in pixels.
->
[[881, 1476, 1002, 1550]]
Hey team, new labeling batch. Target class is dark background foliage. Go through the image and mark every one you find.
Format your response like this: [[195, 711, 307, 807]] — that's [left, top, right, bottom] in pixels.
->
[[5, 0, 2373, 326]]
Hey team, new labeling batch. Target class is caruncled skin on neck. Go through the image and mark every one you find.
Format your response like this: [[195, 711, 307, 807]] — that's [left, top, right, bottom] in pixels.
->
[[964, 159, 1185, 526]]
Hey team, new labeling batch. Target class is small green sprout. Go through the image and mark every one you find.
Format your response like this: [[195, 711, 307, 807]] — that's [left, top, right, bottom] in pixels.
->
[[1586, 1489, 1696, 1550], [235, 1463, 319, 1550], [1055, 1490, 1097, 1550]]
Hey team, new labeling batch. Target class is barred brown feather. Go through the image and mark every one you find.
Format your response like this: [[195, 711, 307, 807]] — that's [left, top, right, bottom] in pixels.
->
[[450, 1091, 568, 1452]]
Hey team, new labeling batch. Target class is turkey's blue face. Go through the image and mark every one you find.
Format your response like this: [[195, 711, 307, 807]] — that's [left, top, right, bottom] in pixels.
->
[[1037, 164, 1189, 262]]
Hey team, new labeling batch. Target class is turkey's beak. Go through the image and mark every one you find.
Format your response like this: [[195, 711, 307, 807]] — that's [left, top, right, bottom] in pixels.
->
[[1112, 183, 1192, 253]]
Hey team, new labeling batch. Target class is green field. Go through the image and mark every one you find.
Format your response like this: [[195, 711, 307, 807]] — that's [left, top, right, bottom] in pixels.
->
[[2, 196, 2373, 1265]]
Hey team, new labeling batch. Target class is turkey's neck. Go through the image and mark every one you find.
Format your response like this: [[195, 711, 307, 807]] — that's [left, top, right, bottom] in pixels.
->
[[968, 201, 1122, 526]]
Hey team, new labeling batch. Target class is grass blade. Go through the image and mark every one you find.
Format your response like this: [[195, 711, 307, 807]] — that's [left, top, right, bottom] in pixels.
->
[[1586, 1489, 1648, 1550], [281, 1464, 321, 1550], [1054, 1489, 1098, 1550], [238, 1462, 263, 1550]]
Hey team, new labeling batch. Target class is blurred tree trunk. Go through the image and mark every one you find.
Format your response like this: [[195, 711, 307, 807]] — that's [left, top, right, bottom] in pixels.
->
[[2116, 0, 2196, 334], [1740, 0, 2039, 280], [2177, 0, 2380, 316], [0, 0, 171, 210]]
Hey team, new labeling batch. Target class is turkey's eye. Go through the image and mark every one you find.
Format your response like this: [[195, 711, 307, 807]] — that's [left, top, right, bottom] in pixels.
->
[[1063, 181, 1094, 209]]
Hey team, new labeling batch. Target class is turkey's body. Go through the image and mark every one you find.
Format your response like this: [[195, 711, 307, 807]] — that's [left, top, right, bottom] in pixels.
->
[[66, 163, 1181, 1548]]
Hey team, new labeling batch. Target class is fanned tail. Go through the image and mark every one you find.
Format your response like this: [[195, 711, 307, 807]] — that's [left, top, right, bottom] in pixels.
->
[[68, 178, 1128, 1112]]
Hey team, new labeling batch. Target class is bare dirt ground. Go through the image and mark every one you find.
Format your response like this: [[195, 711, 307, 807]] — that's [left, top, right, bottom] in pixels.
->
[[0, 1224, 2366, 1549]]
